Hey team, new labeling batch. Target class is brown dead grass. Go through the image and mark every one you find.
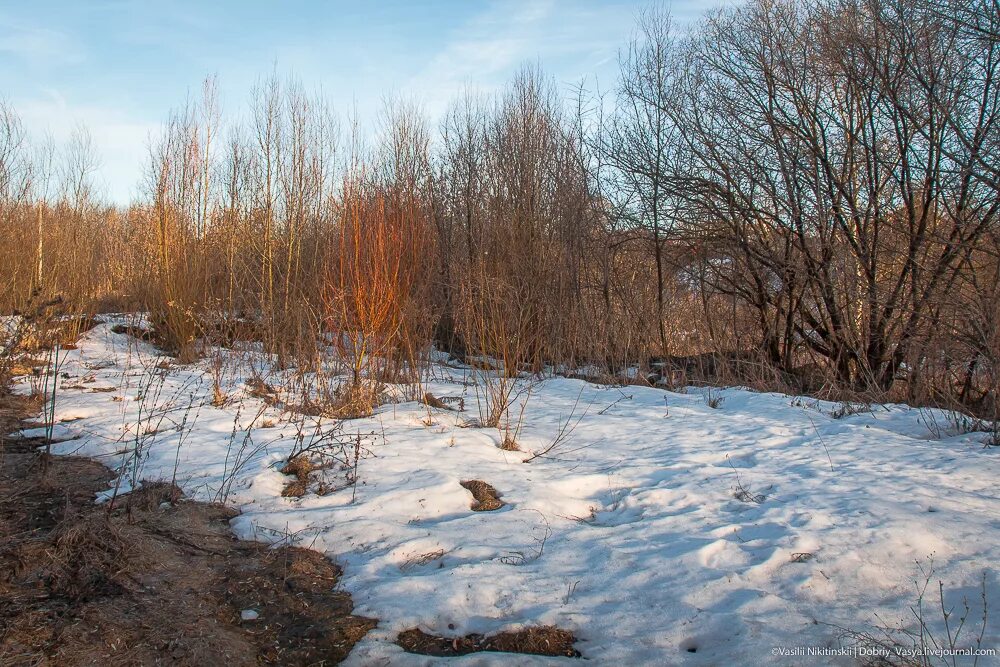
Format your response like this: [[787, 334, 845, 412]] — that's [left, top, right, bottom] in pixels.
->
[[420, 392, 451, 410], [499, 435, 520, 451], [20, 316, 101, 353], [245, 377, 379, 421], [280, 455, 315, 498], [246, 378, 277, 400], [397, 625, 581, 658], [0, 390, 376, 666], [326, 382, 381, 420], [459, 480, 505, 512]]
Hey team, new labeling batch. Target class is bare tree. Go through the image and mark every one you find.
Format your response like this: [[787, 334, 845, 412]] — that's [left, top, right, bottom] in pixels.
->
[[599, 5, 680, 355], [652, 0, 1000, 393]]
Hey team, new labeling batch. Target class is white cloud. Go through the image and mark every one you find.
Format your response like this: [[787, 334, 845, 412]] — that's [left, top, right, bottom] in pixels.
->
[[15, 89, 159, 204], [400, 0, 637, 120], [0, 18, 84, 66]]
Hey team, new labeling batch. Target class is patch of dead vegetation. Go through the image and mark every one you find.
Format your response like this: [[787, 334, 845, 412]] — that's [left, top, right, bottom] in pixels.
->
[[246, 377, 278, 401], [459, 480, 505, 511], [421, 392, 465, 412], [109, 323, 154, 342], [499, 434, 521, 451], [6, 358, 46, 380], [396, 625, 582, 658], [19, 315, 100, 353], [245, 377, 382, 421], [223, 545, 376, 663], [324, 382, 382, 419], [280, 455, 315, 498], [0, 390, 376, 665]]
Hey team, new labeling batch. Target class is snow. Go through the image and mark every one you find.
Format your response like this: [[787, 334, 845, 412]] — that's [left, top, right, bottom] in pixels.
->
[[12, 322, 1000, 665]]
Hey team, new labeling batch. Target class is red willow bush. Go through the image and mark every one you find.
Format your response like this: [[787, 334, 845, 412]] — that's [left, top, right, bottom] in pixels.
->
[[325, 182, 436, 394]]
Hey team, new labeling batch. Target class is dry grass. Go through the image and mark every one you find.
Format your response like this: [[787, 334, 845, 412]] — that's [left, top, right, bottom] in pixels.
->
[[459, 480, 505, 512], [499, 434, 521, 451], [420, 392, 451, 410], [397, 625, 581, 658], [280, 455, 314, 498], [326, 381, 382, 419]]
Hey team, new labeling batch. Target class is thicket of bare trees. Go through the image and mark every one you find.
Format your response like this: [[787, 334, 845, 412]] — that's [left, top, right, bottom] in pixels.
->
[[0, 0, 996, 418], [661, 0, 1000, 400], [586, 0, 1000, 415]]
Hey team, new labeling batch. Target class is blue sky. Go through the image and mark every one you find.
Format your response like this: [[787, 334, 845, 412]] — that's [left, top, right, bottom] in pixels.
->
[[0, 0, 718, 203]]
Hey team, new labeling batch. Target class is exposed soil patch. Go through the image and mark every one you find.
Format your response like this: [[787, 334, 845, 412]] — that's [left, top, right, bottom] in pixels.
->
[[460, 479, 505, 511], [0, 390, 376, 666], [396, 626, 582, 658]]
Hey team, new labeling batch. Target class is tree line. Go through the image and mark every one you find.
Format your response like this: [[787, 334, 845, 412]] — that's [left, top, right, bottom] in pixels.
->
[[0, 0, 996, 418]]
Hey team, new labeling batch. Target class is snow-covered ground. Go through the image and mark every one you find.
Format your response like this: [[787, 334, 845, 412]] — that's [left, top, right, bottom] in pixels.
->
[[12, 322, 1000, 665]]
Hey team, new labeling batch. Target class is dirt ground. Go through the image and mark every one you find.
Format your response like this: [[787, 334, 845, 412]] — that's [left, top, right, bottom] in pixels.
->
[[0, 391, 376, 666], [396, 626, 581, 659]]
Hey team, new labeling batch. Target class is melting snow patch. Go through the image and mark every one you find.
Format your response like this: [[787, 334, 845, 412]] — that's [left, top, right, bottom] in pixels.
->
[[19, 322, 999, 665]]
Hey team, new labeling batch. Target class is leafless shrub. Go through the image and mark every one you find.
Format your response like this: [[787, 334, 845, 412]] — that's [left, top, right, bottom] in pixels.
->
[[831, 402, 873, 419], [497, 510, 552, 566], [832, 562, 991, 667], [918, 408, 997, 442], [728, 455, 767, 504], [704, 387, 725, 409], [399, 549, 446, 572], [522, 385, 593, 463], [215, 398, 273, 503]]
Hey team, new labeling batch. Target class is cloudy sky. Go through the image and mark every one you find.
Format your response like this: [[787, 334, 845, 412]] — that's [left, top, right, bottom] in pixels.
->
[[0, 0, 718, 203]]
